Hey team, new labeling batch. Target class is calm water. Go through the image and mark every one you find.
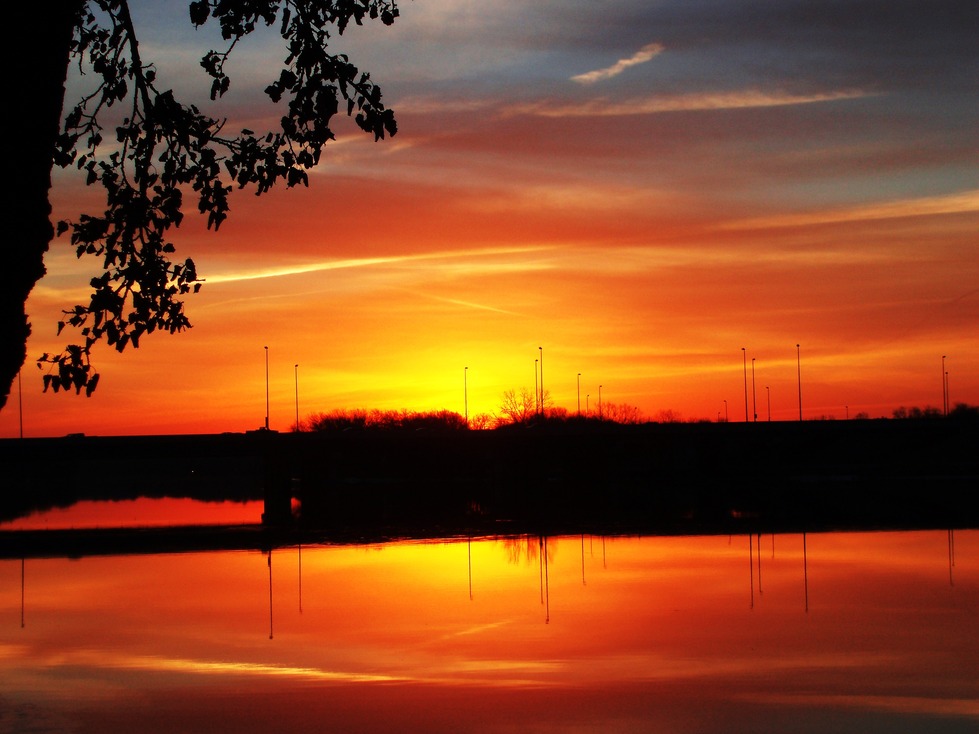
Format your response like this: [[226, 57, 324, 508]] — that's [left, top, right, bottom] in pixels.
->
[[1, 524, 976, 733]]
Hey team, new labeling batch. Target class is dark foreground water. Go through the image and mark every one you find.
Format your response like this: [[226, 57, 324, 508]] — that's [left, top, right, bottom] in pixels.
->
[[1, 524, 976, 733]]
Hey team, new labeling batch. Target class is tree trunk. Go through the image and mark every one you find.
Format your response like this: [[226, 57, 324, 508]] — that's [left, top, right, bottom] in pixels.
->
[[0, 2, 82, 410]]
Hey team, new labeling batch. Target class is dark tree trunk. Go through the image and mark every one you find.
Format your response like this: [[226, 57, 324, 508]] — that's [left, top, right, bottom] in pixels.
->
[[0, 2, 82, 410]]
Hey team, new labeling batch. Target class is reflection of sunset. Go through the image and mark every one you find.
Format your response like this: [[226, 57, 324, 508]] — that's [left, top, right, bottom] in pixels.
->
[[4, 0, 977, 436], [0, 498, 263, 530], [2, 531, 976, 732]]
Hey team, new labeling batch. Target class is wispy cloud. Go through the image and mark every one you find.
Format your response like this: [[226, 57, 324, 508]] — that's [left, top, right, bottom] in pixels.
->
[[204, 246, 556, 285], [509, 89, 874, 118], [571, 43, 665, 84], [721, 189, 979, 230]]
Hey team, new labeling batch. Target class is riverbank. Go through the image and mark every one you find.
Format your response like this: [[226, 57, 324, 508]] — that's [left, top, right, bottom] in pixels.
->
[[2, 419, 977, 551]]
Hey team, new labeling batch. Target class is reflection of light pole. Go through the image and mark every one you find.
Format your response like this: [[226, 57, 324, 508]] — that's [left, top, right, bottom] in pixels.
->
[[264, 346, 270, 430], [464, 366, 469, 424], [742, 347, 748, 422], [942, 355, 947, 415], [751, 357, 757, 422], [577, 373, 581, 416], [294, 364, 299, 432], [796, 344, 802, 421], [766, 385, 771, 421]]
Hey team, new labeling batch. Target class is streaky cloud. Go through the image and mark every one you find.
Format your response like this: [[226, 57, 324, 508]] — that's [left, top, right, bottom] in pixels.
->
[[571, 42, 665, 84], [205, 245, 556, 285], [510, 89, 873, 118], [405, 292, 522, 316], [720, 189, 979, 230]]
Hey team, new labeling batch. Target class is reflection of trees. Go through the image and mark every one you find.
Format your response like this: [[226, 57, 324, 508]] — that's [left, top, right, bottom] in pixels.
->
[[501, 535, 556, 566]]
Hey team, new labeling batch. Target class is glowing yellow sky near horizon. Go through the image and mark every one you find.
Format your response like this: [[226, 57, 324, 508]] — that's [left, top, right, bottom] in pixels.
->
[[2, 0, 976, 437]]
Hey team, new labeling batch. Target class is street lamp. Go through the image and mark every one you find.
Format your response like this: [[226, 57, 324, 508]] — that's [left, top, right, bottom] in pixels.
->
[[796, 344, 802, 421], [535, 359, 539, 414], [539, 346, 544, 416], [464, 366, 469, 424], [942, 355, 947, 416], [264, 346, 270, 430], [723, 398, 728, 422], [742, 347, 748, 423], [766, 385, 770, 421], [751, 357, 757, 422], [294, 364, 299, 432], [598, 384, 603, 420], [577, 373, 581, 416]]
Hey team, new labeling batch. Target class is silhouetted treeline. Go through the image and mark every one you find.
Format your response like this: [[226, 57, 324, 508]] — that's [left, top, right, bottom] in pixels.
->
[[306, 408, 469, 432], [893, 403, 978, 420]]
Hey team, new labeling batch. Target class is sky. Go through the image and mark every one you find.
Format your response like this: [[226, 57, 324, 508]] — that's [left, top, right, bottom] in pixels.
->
[[4, 0, 978, 437]]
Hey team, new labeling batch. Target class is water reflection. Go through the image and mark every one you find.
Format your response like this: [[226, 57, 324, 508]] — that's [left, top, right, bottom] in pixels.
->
[[2, 531, 977, 733]]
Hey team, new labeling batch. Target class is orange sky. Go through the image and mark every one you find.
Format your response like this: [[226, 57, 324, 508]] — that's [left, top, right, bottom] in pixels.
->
[[3, 0, 977, 437]]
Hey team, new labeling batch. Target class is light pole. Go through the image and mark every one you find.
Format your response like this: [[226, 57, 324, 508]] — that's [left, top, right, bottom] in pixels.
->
[[723, 399, 728, 422], [942, 355, 947, 416], [587, 394, 590, 414], [577, 373, 581, 416], [264, 346, 270, 430], [464, 366, 469, 425], [534, 359, 539, 414], [539, 346, 544, 416], [751, 357, 757, 422], [598, 384, 603, 420], [766, 385, 771, 422], [294, 364, 299, 431], [742, 347, 748, 422], [796, 343, 802, 421]]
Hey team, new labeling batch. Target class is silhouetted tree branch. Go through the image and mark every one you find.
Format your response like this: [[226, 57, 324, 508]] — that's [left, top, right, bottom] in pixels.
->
[[1, 0, 400, 408]]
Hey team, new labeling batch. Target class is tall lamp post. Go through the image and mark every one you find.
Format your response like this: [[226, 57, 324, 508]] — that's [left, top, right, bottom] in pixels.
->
[[751, 357, 757, 422], [598, 384, 603, 420], [294, 364, 299, 432], [538, 346, 544, 416], [577, 373, 581, 416], [796, 343, 802, 421], [741, 347, 748, 422], [264, 346, 270, 430], [942, 355, 947, 416], [723, 399, 728, 422], [464, 366, 469, 425], [766, 385, 771, 422], [534, 359, 539, 414]]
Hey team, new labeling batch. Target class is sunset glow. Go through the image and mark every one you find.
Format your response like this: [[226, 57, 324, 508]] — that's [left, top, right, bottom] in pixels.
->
[[4, 0, 976, 436]]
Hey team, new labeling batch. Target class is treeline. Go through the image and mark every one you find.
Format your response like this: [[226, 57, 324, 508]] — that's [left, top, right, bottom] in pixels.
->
[[298, 401, 979, 433], [892, 403, 979, 420], [302, 403, 647, 433]]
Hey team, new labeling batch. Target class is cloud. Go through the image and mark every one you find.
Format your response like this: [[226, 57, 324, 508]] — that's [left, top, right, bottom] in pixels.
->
[[571, 43, 665, 84], [204, 245, 555, 285], [508, 88, 874, 118], [720, 189, 979, 230]]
